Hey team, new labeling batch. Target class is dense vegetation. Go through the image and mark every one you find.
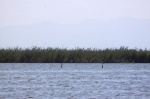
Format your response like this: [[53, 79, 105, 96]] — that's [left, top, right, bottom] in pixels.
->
[[0, 47, 150, 63]]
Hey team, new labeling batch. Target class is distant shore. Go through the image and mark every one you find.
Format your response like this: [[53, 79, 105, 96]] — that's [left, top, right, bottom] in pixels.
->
[[0, 46, 150, 63]]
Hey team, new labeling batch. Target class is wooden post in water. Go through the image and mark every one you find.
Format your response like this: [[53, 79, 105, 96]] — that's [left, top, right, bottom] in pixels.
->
[[61, 63, 63, 68], [102, 63, 104, 68]]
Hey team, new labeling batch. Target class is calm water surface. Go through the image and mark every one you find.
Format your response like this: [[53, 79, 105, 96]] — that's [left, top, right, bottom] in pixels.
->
[[0, 63, 150, 99]]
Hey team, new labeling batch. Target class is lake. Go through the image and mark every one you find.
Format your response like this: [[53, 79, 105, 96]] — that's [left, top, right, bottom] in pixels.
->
[[0, 63, 150, 99]]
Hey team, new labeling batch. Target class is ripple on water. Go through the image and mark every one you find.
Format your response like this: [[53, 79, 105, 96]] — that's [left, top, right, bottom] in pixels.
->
[[0, 63, 150, 99]]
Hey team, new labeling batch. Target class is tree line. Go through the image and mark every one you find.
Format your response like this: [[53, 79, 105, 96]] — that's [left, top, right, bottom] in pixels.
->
[[0, 46, 150, 63]]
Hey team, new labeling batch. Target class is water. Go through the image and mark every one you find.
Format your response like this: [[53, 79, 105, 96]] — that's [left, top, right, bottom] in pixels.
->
[[0, 63, 150, 99]]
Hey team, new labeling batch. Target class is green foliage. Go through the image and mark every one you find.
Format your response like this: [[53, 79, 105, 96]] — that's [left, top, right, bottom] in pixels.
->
[[0, 47, 150, 63]]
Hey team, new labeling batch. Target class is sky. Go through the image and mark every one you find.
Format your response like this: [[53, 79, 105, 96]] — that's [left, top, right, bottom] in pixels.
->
[[0, 0, 150, 49]]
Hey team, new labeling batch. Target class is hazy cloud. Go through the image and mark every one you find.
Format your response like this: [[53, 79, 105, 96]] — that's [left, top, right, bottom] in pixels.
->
[[0, 0, 150, 27]]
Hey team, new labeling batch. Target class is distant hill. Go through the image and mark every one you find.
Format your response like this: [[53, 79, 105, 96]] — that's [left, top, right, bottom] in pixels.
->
[[0, 17, 150, 49]]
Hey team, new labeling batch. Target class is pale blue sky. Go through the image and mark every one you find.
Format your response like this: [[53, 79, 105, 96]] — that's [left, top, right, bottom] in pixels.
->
[[0, 0, 150, 49]]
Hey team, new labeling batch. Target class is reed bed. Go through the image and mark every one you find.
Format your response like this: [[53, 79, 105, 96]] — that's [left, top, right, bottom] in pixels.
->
[[0, 47, 150, 63]]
